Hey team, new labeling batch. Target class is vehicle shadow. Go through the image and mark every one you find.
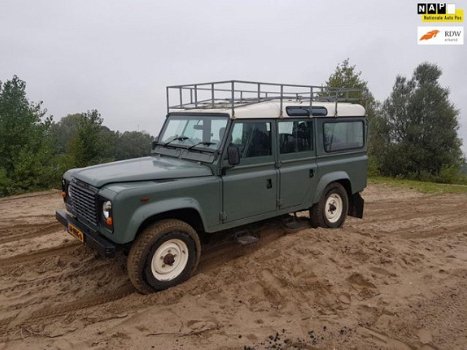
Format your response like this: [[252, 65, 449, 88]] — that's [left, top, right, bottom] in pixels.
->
[[197, 213, 310, 273]]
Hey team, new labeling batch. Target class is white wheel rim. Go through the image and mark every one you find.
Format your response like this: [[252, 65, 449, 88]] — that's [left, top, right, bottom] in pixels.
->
[[325, 193, 343, 223], [150, 239, 189, 281]]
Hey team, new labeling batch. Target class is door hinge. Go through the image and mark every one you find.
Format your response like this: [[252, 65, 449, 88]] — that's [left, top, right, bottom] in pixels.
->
[[219, 211, 227, 222], [277, 199, 282, 208]]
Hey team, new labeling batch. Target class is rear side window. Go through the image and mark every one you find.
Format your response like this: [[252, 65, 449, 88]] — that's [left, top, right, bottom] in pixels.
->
[[323, 121, 364, 152], [230, 121, 272, 158], [278, 120, 313, 154]]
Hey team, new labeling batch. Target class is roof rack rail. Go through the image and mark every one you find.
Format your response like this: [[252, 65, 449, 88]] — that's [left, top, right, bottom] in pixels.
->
[[166, 80, 362, 117]]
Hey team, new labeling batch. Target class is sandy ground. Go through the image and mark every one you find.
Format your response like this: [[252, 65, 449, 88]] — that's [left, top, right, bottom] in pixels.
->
[[0, 185, 466, 350]]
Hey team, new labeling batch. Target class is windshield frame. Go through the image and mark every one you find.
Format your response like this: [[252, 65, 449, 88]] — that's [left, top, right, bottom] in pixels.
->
[[157, 113, 230, 152], [153, 112, 231, 163]]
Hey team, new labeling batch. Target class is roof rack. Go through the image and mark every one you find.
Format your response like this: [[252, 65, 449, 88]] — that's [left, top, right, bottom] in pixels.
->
[[166, 80, 362, 117]]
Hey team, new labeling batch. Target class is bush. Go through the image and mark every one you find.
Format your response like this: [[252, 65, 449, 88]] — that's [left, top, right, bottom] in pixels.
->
[[0, 168, 12, 196]]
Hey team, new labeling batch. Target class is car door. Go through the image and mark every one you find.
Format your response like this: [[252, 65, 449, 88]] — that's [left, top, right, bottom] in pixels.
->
[[222, 120, 278, 222], [277, 119, 318, 209]]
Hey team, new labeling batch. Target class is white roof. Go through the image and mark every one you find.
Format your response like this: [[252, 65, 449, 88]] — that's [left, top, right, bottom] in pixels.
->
[[170, 101, 366, 119]]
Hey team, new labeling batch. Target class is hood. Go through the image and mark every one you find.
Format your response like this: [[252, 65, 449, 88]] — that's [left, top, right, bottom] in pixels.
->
[[66, 156, 212, 188]]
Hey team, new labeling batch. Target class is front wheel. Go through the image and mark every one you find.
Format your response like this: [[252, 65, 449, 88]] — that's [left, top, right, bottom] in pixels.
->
[[127, 219, 201, 294], [310, 182, 348, 228]]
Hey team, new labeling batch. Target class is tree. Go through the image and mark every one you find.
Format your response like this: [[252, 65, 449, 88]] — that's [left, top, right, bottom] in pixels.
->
[[49, 113, 84, 155], [115, 131, 153, 160], [0, 76, 54, 195], [0, 76, 155, 196], [379, 63, 463, 178], [51, 112, 152, 169], [68, 110, 105, 167], [326, 59, 373, 102], [324, 59, 387, 173], [99, 126, 118, 162]]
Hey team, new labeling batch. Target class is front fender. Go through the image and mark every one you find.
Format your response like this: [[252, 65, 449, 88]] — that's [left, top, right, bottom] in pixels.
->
[[312, 171, 351, 204], [120, 197, 205, 244]]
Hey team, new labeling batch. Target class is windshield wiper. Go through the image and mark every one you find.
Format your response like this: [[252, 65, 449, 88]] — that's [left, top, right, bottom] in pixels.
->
[[187, 141, 216, 150], [163, 136, 189, 147]]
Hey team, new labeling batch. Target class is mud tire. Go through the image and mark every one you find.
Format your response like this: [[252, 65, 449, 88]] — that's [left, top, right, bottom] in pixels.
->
[[310, 182, 348, 229], [127, 219, 201, 294]]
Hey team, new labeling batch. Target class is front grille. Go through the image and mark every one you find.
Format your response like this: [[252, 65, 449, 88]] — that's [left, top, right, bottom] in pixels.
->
[[69, 180, 98, 226]]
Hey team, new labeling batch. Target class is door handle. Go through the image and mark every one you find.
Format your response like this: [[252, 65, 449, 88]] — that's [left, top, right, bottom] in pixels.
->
[[309, 169, 315, 178], [266, 179, 272, 189]]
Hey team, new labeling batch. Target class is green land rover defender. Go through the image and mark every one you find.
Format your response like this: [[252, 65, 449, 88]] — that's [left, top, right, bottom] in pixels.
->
[[56, 80, 368, 293]]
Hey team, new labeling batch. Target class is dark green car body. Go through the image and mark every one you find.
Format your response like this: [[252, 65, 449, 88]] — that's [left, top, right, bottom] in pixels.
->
[[57, 111, 367, 256]]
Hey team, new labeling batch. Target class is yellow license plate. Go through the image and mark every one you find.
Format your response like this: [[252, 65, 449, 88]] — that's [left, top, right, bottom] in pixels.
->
[[68, 223, 85, 243]]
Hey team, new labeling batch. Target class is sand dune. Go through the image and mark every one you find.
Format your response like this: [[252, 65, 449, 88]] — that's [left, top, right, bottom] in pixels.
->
[[0, 185, 466, 349]]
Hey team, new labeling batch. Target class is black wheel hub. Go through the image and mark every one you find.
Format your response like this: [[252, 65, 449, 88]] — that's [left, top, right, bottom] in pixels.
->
[[163, 253, 175, 266]]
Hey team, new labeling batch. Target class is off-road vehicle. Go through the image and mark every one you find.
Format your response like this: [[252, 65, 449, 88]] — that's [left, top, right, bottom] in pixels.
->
[[56, 80, 368, 293]]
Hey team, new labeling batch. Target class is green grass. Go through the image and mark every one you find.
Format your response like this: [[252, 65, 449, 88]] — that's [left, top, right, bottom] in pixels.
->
[[369, 176, 467, 194]]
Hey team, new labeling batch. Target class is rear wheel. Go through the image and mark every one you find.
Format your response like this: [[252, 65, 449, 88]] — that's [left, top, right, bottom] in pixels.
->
[[310, 182, 348, 228], [127, 219, 201, 294]]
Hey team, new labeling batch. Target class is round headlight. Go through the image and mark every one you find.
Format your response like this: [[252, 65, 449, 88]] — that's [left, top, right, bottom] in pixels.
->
[[103, 201, 112, 219]]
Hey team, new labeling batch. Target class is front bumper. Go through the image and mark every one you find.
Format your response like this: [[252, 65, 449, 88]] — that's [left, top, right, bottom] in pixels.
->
[[55, 210, 116, 257]]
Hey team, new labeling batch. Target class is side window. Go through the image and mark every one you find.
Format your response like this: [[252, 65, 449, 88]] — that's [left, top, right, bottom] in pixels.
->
[[278, 120, 313, 154], [323, 121, 364, 152], [230, 121, 272, 159]]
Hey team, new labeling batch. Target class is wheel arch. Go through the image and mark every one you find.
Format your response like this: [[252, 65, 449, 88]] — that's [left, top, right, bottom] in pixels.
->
[[312, 171, 352, 204], [335, 178, 352, 201], [137, 208, 205, 239], [312, 173, 364, 219]]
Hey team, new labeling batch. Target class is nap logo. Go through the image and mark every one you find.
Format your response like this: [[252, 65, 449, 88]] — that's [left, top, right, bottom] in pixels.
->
[[417, 3, 451, 15], [418, 3, 464, 22], [417, 26, 464, 45]]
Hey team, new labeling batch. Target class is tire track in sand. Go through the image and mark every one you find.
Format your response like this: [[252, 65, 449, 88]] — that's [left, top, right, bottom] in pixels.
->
[[0, 284, 134, 338], [0, 260, 114, 294], [0, 222, 63, 244], [0, 243, 81, 268]]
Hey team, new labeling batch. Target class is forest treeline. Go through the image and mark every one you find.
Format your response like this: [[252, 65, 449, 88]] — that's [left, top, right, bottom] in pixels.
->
[[0, 77, 152, 195], [0, 61, 465, 196], [326, 60, 465, 183]]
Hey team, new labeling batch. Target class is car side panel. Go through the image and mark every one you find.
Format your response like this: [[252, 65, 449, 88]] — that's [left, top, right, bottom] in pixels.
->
[[103, 177, 221, 244], [279, 157, 318, 208], [312, 117, 368, 204], [222, 163, 278, 221]]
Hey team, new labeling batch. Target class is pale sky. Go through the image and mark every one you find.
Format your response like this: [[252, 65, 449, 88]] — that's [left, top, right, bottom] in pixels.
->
[[1, 0, 466, 154]]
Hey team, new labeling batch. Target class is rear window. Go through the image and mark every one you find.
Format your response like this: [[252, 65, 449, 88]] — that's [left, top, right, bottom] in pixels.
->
[[323, 121, 364, 152]]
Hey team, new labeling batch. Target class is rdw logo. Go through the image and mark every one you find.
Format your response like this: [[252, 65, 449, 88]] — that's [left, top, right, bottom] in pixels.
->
[[417, 26, 464, 45], [420, 29, 440, 40], [445, 30, 462, 37]]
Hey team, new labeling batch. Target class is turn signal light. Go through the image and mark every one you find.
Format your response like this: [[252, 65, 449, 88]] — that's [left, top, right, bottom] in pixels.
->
[[105, 217, 113, 226], [61, 191, 66, 199]]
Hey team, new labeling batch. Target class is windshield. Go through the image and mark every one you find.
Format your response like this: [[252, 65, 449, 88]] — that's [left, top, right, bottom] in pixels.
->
[[159, 115, 229, 151]]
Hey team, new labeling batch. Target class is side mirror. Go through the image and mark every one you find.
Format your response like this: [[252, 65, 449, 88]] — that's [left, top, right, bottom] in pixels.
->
[[227, 144, 240, 166]]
